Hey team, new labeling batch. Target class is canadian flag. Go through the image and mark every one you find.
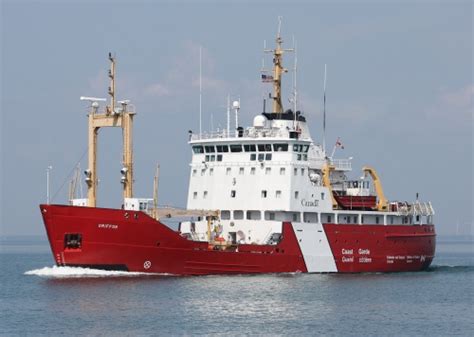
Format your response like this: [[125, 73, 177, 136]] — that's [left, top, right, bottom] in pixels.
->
[[335, 137, 344, 149]]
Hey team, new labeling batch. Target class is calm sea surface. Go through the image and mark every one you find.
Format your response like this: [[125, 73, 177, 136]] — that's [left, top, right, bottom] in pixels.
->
[[1, 235, 473, 336]]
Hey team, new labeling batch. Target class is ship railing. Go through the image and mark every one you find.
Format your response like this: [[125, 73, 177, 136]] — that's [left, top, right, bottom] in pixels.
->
[[394, 201, 434, 216], [189, 128, 294, 141], [308, 158, 352, 171]]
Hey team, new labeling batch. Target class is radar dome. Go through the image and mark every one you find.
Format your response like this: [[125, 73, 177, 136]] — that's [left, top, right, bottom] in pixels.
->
[[253, 115, 267, 128]]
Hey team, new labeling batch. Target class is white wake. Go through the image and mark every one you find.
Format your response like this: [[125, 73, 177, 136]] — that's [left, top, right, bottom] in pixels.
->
[[24, 266, 155, 278]]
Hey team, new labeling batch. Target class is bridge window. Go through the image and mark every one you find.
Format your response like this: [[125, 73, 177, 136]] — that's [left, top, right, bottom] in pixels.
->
[[258, 144, 272, 152], [192, 146, 204, 154], [293, 144, 299, 152], [210, 155, 215, 162], [204, 146, 215, 153], [258, 153, 265, 161], [217, 154, 223, 161], [230, 144, 242, 152], [265, 153, 272, 161], [303, 145, 309, 153], [216, 145, 229, 153], [273, 143, 288, 152], [244, 144, 256, 152], [250, 153, 256, 161]]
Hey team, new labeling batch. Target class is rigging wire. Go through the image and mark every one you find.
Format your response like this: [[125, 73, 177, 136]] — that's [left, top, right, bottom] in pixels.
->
[[51, 147, 88, 202]]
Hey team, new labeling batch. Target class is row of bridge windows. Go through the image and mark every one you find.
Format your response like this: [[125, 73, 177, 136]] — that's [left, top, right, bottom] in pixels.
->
[[193, 143, 310, 154]]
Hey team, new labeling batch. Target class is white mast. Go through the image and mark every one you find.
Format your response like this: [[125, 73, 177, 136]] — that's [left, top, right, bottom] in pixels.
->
[[293, 37, 298, 115], [323, 64, 327, 156], [46, 165, 53, 204], [199, 46, 202, 139], [226, 94, 230, 136]]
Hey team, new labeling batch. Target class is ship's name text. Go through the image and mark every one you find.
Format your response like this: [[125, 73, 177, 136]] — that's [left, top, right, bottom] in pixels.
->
[[97, 223, 119, 229]]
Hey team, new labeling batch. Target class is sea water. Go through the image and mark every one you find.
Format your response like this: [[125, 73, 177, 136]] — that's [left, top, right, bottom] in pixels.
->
[[1, 235, 473, 336]]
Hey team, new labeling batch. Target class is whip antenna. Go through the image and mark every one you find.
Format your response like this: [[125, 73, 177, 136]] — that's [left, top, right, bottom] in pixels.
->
[[323, 64, 327, 156]]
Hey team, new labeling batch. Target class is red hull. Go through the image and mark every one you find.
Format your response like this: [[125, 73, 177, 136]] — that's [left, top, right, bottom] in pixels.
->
[[40, 204, 435, 275]]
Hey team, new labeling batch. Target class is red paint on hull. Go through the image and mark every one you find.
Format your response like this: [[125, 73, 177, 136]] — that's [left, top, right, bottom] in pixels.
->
[[40, 204, 307, 275], [40, 204, 436, 275], [323, 223, 436, 272]]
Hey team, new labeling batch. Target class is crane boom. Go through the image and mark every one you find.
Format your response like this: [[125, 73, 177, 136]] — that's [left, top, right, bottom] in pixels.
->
[[362, 166, 388, 211]]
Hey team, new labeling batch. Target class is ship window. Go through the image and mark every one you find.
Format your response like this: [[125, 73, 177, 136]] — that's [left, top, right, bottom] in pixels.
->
[[292, 213, 300, 222], [192, 146, 204, 154], [216, 145, 229, 153], [265, 212, 275, 220], [293, 144, 299, 152], [210, 155, 215, 162], [192, 169, 197, 177], [261, 190, 267, 198], [275, 190, 282, 198], [280, 167, 285, 175], [265, 153, 272, 161], [250, 167, 256, 175], [205, 145, 215, 153], [321, 192, 325, 200], [233, 210, 243, 219], [205, 155, 210, 162], [324, 214, 332, 223], [301, 168, 305, 176], [221, 210, 230, 220], [354, 216, 358, 224], [244, 144, 256, 152], [250, 153, 256, 161], [265, 167, 271, 175], [258, 144, 272, 152], [258, 153, 265, 161], [303, 145, 309, 153], [294, 168, 298, 176], [247, 210, 261, 220], [217, 154, 223, 161], [294, 191, 299, 199], [230, 144, 242, 152], [239, 167, 244, 175], [201, 169, 205, 176], [302, 154, 307, 161], [376, 216, 380, 224], [297, 154, 302, 161], [273, 143, 288, 152], [203, 191, 208, 199], [304, 212, 318, 223], [226, 167, 231, 175], [193, 192, 197, 199], [209, 168, 214, 176], [230, 190, 236, 198]]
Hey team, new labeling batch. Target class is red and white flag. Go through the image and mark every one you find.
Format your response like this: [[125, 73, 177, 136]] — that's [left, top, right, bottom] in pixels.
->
[[335, 137, 344, 149]]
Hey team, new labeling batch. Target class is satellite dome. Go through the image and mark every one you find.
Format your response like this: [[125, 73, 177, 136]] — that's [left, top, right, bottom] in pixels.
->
[[253, 115, 267, 128]]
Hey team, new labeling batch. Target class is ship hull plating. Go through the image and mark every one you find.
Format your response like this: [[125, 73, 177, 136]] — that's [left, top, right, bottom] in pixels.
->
[[40, 205, 435, 275]]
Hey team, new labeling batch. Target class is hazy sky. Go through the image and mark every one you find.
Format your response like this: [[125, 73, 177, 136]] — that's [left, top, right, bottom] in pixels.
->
[[1, 0, 472, 236]]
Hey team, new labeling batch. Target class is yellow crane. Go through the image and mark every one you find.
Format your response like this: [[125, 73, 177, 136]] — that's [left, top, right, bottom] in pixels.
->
[[322, 163, 339, 209], [362, 166, 388, 211]]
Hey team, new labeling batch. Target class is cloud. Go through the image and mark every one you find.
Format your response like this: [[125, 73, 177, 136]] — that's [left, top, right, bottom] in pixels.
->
[[440, 84, 473, 109], [144, 83, 171, 97]]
